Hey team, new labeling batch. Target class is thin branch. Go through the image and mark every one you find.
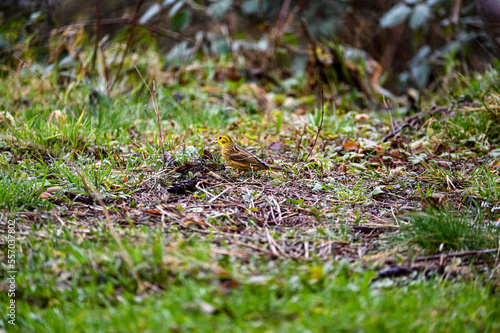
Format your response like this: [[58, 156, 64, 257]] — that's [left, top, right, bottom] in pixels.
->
[[414, 248, 498, 262], [135, 66, 167, 164], [382, 105, 450, 142], [276, 0, 291, 32], [0, 18, 192, 59], [304, 83, 325, 163], [107, 0, 144, 95], [14, 56, 75, 118], [91, 0, 102, 74], [383, 95, 396, 140]]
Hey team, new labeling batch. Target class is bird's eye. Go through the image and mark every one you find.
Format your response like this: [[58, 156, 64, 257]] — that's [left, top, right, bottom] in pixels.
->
[[219, 136, 222, 139]]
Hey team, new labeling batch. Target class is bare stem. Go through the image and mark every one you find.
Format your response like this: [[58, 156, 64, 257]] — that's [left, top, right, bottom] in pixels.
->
[[304, 83, 325, 163], [91, 0, 102, 74], [14, 56, 75, 118], [135, 66, 167, 164], [107, 0, 144, 95]]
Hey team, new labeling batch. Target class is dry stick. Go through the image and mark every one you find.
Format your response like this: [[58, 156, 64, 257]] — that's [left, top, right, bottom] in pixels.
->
[[91, 0, 102, 74], [269, 0, 300, 47], [135, 67, 167, 164], [276, 0, 291, 32], [107, 0, 144, 95], [383, 95, 396, 141], [0, 19, 190, 59], [152, 81, 166, 164], [292, 124, 306, 164], [14, 56, 75, 118], [382, 105, 449, 142], [270, 195, 282, 224], [489, 241, 500, 280], [451, 0, 462, 27], [303, 84, 325, 163], [414, 248, 498, 262], [77, 169, 145, 292]]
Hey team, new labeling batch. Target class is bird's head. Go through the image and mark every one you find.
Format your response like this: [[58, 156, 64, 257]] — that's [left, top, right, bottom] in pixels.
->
[[213, 135, 234, 147]]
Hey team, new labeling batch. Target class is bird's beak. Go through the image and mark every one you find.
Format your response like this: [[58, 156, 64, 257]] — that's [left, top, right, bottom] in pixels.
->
[[211, 139, 218, 144]]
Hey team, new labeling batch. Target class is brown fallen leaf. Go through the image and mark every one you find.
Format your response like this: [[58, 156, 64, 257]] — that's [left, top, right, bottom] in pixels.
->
[[343, 140, 359, 152], [182, 213, 205, 227], [41, 192, 53, 199], [355, 113, 370, 122]]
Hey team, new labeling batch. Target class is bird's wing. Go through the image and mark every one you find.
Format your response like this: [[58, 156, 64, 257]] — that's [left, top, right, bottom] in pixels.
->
[[227, 146, 269, 168]]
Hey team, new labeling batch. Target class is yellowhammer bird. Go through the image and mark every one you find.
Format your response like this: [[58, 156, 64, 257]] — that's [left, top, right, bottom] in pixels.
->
[[213, 135, 284, 172]]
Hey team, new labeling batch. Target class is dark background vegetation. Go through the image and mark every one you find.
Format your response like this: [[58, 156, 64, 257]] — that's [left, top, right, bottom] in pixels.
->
[[1, 0, 498, 92]]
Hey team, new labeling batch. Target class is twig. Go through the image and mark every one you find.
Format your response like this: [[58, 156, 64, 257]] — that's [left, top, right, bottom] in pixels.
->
[[301, 18, 318, 50], [276, 0, 291, 32], [451, 0, 462, 26], [269, 0, 300, 46], [233, 240, 275, 256], [383, 95, 396, 143], [0, 18, 191, 59], [381, 123, 410, 142], [195, 183, 215, 199], [496, 239, 500, 263], [135, 168, 173, 189], [91, 0, 102, 74], [269, 195, 282, 224], [304, 83, 325, 163], [51, 211, 66, 227], [135, 67, 167, 164], [414, 248, 498, 262], [390, 207, 399, 227], [152, 81, 166, 164], [107, 0, 144, 95], [292, 124, 306, 164], [382, 105, 451, 142], [265, 228, 287, 257], [14, 56, 75, 118], [208, 186, 233, 203]]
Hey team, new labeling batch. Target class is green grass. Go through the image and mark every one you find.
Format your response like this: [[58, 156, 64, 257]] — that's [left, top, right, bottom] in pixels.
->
[[403, 207, 500, 252], [16, 277, 500, 332], [467, 165, 500, 204], [0, 166, 50, 211], [2, 225, 499, 332]]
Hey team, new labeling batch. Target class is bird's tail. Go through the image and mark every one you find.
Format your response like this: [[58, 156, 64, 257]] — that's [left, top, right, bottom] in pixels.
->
[[268, 164, 294, 178]]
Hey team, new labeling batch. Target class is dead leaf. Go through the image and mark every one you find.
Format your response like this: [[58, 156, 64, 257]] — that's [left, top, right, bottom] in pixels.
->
[[355, 113, 370, 122], [48, 110, 67, 125], [182, 213, 205, 226], [360, 138, 384, 152], [269, 142, 282, 151], [228, 121, 243, 131], [422, 194, 450, 210], [0, 111, 15, 124], [343, 140, 359, 151]]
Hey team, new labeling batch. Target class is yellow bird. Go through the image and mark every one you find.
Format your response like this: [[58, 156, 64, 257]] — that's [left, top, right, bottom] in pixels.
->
[[214, 135, 284, 172]]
